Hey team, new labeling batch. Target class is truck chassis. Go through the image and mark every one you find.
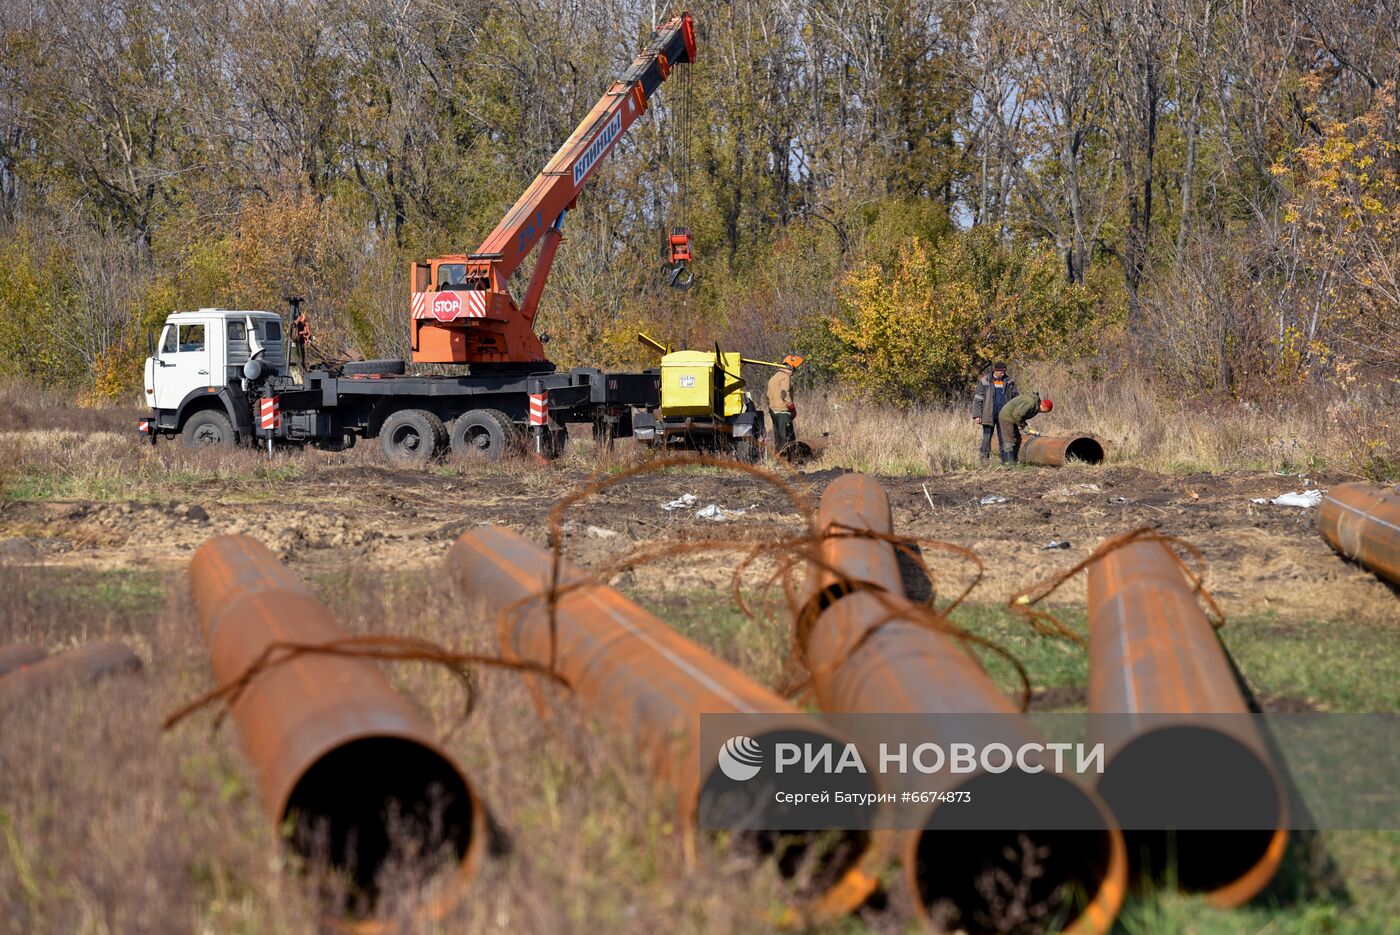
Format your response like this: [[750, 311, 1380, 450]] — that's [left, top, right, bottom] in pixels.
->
[[143, 362, 659, 463]]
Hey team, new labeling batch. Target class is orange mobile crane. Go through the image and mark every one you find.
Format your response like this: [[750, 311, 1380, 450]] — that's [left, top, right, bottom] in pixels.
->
[[409, 11, 697, 368], [141, 13, 697, 464]]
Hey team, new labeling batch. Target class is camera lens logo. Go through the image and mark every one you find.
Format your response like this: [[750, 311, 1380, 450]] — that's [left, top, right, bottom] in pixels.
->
[[718, 735, 763, 781]]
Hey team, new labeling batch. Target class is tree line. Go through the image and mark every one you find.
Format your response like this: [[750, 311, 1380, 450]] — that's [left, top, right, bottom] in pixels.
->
[[0, 0, 1395, 401]]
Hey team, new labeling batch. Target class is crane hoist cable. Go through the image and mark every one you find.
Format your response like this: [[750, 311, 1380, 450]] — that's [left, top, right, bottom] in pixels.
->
[[666, 55, 695, 292]]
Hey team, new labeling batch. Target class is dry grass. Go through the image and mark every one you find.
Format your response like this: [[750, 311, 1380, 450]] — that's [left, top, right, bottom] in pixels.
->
[[0, 564, 798, 935], [797, 368, 1398, 479], [1, 369, 1394, 505], [2, 396, 1397, 932]]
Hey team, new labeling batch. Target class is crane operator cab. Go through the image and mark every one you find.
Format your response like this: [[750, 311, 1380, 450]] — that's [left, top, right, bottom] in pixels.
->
[[437, 264, 467, 289]]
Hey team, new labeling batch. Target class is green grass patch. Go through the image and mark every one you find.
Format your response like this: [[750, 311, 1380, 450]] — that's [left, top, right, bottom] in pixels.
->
[[77, 568, 166, 616], [627, 592, 1400, 931], [622, 593, 1400, 713], [1115, 830, 1400, 934], [631, 588, 791, 687], [3, 459, 309, 503], [950, 603, 1400, 713], [28, 567, 166, 618], [948, 602, 1091, 700]]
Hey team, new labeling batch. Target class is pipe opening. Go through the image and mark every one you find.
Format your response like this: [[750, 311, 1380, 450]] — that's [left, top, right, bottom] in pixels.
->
[[284, 736, 476, 917], [1097, 726, 1283, 896], [701, 728, 880, 906], [913, 772, 1120, 935], [1064, 437, 1105, 465]]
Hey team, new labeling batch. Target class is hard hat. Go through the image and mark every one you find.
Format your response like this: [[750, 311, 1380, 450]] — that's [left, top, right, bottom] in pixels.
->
[[1040, 397, 1054, 412], [783, 355, 804, 369]]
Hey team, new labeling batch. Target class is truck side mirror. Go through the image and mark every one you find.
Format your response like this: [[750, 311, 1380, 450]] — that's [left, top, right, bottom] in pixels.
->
[[148, 330, 155, 357]]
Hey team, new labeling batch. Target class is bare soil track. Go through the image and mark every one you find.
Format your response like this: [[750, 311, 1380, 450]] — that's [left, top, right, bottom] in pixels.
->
[[1, 458, 1391, 627]]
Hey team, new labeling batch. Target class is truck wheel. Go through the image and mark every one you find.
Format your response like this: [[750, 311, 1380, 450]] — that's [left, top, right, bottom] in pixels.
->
[[380, 409, 445, 464], [342, 358, 406, 376], [182, 410, 236, 447], [450, 409, 519, 461]]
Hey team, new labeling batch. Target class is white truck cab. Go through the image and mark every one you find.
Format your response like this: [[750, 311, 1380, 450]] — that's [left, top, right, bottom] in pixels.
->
[[142, 309, 287, 444]]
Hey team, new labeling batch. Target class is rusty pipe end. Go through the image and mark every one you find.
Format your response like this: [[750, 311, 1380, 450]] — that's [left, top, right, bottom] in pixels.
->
[[697, 723, 885, 920], [286, 735, 487, 933], [1096, 724, 1288, 907], [1021, 435, 1107, 467], [1318, 482, 1400, 585], [189, 534, 485, 929], [904, 772, 1127, 935]]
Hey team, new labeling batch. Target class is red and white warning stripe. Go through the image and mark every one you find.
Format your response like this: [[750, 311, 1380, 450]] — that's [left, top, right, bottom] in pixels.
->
[[259, 395, 280, 430], [528, 392, 549, 426], [411, 290, 489, 322]]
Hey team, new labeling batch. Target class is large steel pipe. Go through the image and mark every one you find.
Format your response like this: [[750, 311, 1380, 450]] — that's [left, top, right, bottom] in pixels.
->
[[1087, 535, 1288, 906], [1021, 435, 1106, 467], [799, 469, 907, 631], [808, 474, 1127, 934], [446, 525, 884, 922], [0, 641, 139, 706], [0, 644, 47, 677], [190, 535, 484, 928], [1319, 482, 1400, 585]]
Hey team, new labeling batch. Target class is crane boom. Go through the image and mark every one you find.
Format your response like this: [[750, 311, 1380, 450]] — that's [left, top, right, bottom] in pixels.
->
[[410, 11, 697, 367]]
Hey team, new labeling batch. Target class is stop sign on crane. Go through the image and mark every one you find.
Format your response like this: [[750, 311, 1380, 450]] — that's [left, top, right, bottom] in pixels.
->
[[432, 292, 462, 322]]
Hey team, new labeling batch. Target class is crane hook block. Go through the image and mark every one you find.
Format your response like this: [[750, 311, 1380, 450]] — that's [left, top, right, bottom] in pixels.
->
[[668, 227, 693, 264], [665, 227, 695, 290], [666, 264, 696, 291]]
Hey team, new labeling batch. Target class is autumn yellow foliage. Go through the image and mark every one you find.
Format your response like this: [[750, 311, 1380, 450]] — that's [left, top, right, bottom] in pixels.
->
[[1275, 80, 1400, 379], [821, 229, 1101, 400]]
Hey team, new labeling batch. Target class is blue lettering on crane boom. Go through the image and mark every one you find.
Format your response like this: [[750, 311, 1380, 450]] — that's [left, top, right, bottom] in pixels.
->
[[572, 110, 624, 187]]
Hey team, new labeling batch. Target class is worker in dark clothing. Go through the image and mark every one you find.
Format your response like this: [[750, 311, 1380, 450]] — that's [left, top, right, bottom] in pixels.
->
[[998, 392, 1053, 463], [971, 362, 1018, 462], [767, 355, 802, 449]]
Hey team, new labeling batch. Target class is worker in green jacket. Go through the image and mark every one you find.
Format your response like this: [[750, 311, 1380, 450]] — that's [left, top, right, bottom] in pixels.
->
[[997, 392, 1053, 463]]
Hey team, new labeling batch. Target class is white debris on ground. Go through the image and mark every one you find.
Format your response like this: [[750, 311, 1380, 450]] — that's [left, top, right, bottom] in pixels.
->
[[696, 503, 752, 521], [979, 495, 1009, 505], [663, 493, 752, 521], [1251, 490, 1324, 508]]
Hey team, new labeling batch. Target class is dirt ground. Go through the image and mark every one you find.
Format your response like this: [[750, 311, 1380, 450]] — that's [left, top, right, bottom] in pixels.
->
[[1, 455, 1392, 627], [3, 439, 1397, 935]]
